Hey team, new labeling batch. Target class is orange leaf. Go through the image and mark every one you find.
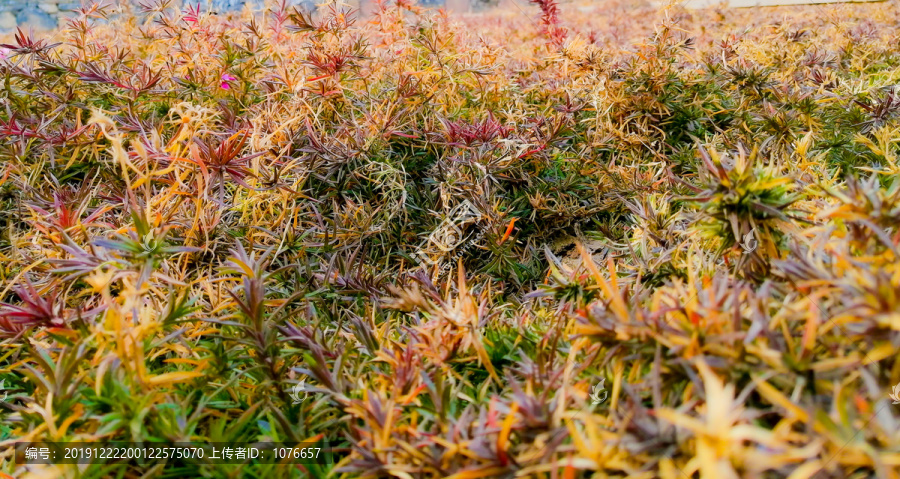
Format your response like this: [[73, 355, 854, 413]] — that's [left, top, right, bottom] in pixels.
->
[[563, 457, 577, 479], [497, 402, 519, 466], [445, 468, 511, 479], [498, 217, 518, 245]]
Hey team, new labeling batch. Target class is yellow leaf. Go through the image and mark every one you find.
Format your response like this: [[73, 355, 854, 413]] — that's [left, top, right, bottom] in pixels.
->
[[580, 246, 627, 321], [655, 408, 707, 433], [56, 403, 83, 439], [188, 327, 219, 338], [756, 380, 809, 422], [145, 371, 204, 386], [812, 356, 860, 372], [164, 358, 206, 366], [862, 342, 895, 364], [786, 460, 822, 479]]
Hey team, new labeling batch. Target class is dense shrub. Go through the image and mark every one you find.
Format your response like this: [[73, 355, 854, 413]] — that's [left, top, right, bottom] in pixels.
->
[[1, 0, 899, 477]]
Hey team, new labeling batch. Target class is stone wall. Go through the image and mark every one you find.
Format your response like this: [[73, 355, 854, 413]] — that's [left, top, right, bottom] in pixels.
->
[[0, 0, 492, 34], [0, 0, 71, 32], [0, 1, 285, 33]]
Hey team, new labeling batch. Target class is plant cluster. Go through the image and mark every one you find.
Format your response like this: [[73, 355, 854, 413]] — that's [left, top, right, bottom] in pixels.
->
[[1, 0, 900, 477]]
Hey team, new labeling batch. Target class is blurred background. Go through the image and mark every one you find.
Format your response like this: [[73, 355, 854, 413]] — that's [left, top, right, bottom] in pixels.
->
[[1, 0, 612, 34]]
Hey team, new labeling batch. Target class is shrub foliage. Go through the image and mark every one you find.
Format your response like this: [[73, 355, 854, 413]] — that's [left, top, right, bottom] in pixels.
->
[[1, 0, 900, 477]]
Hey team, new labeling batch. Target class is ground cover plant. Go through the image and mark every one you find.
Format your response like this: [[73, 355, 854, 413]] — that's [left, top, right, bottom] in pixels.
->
[[1, 0, 900, 477]]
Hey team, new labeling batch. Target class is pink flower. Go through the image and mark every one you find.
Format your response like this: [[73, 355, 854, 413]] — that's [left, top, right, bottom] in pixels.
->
[[220, 73, 237, 90]]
